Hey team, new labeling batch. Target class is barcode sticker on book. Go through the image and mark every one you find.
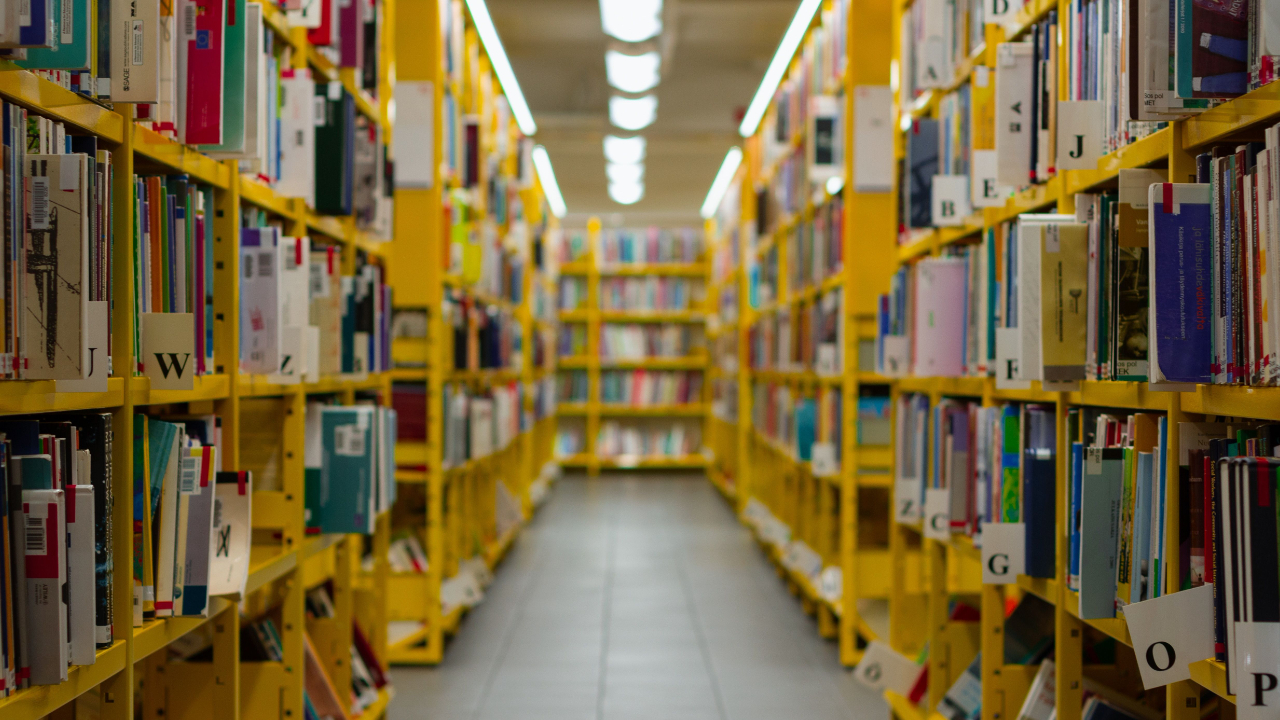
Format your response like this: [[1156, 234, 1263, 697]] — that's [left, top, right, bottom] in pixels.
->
[[31, 176, 49, 230], [314, 97, 327, 127], [334, 424, 365, 456], [180, 456, 200, 494], [25, 515, 46, 555], [258, 251, 273, 277], [310, 262, 329, 297], [183, 4, 195, 37]]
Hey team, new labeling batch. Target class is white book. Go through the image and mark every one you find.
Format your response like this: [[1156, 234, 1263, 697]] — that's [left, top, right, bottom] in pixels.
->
[[268, 235, 312, 383], [108, 0, 160, 102], [209, 472, 252, 597], [994, 42, 1035, 188], [1015, 660, 1056, 720], [239, 227, 282, 375], [277, 70, 317, 206], [67, 484, 95, 665]]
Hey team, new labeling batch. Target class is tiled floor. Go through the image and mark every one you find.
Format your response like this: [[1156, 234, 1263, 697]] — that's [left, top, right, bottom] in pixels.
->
[[389, 473, 886, 720]]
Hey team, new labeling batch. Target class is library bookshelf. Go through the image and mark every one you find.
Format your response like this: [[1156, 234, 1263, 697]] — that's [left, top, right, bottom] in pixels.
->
[[874, 0, 1280, 714], [554, 220, 711, 475], [382, 0, 559, 665], [0, 4, 399, 717], [704, 0, 902, 668]]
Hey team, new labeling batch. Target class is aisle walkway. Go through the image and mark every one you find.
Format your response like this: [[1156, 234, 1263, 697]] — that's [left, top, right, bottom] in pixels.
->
[[389, 473, 886, 720]]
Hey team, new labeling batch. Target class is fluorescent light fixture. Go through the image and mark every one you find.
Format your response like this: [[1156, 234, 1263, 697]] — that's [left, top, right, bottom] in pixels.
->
[[609, 95, 657, 131], [605, 50, 661, 94], [604, 135, 646, 164], [532, 145, 567, 218], [738, 0, 822, 137], [606, 162, 644, 185], [700, 146, 743, 219], [600, 0, 662, 43], [826, 176, 844, 195], [609, 181, 645, 205], [464, 0, 538, 136]]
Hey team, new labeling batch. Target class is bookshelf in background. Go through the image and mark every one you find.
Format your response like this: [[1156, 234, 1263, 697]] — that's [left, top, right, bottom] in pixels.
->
[[384, 0, 559, 666], [553, 222, 711, 474]]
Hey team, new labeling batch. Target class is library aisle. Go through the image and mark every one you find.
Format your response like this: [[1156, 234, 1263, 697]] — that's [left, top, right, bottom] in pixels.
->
[[389, 474, 886, 720]]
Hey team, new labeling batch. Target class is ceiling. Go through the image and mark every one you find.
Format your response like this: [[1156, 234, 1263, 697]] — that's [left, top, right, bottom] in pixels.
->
[[486, 0, 800, 228]]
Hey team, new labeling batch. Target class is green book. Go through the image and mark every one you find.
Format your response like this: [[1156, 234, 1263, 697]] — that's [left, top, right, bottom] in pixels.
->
[[200, 0, 248, 154]]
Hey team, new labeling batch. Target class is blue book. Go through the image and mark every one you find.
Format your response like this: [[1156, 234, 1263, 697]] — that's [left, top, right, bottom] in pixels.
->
[[1068, 443, 1083, 591], [1023, 407, 1056, 578], [19, 0, 52, 47], [1149, 183, 1214, 383], [19, 0, 92, 73], [1079, 448, 1124, 618], [796, 399, 816, 461], [1131, 452, 1153, 604]]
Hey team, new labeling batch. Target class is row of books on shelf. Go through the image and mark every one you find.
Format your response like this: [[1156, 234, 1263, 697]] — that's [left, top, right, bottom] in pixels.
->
[[440, 382, 522, 469], [599, 277, 704, 312], [554, 230, 591, 266], [553, 420, 703, 461], [881, 145, 1280, 387], [444, 188, 538, 302], [599, 370, 703, 407], [711, 224, 741, 284], [747, 288, 843, 374], [749, 382, 842, 472], [0, 107, 392, 386], [712, 379, 738, 423], [599, 324, 705, 362], [597, 228, 704, 266], [446, 291, 522, 372], [240, 229, 392, 382], [783, 197, 843, 293]]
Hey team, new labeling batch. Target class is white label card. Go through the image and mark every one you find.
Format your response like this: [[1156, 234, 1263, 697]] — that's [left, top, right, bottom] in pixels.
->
[[932, 175, 971, 226], [971, 150, 1010, 208], [995, 327, 1032, 389], [811, 443, 837, 476], [141, 312, 195, 391], [980, 522, 1026, 584], [853, 641, 924, 696], [924, 487, 952, 540], [393, 81, 435, 189], [1121, 584, 1216, 689], [1236, 622, 1280, 718], [895, 479, 922, 523], [881, 335, 910, 378], [1056, 101, 1104, 170]]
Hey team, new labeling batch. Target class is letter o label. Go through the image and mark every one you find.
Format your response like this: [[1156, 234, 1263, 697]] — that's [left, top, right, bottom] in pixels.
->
[[1146, 642, 1176, 672]]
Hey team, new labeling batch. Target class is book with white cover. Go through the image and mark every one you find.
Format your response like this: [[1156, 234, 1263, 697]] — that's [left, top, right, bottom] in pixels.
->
[[240, 227, 282, 375], [994, 42, 1035, 188], [23, 487, 68, 685], [108, 0, 160, 101], [67, 484, 96, 665], [277, 70, 317, 206], [23, 155, 89, 380], [209, 471, 252, 597]]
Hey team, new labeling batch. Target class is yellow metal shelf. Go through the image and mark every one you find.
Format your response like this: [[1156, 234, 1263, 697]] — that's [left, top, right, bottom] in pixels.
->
[[0, 65, 125, 142], [0, 641, 128, 720]]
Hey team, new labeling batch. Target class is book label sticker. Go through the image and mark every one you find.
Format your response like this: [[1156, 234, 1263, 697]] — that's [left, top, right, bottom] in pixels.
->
[[810, 95, 840, 182], [58, 301, 109, 393], [853, 85, 894, 193], [971, 150, 1009, 208], [1235, 622, 1280, 718], [895, 479, 922, 523], [980, 522, 1026, 584], [880, 335, 910, 377], [853, 640, 923, 696], [931, 175, 971, 226], [1121, 584, 1215, 689], [811, 443, 837, 476], [141, 312, 195, 390], [924, 487, 952, 540], [1056, 101, 1104, 170]]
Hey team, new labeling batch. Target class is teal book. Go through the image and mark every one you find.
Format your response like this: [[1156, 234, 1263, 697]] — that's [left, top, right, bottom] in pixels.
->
[[201, 0, 248, 155], [19, 0, 92, 72], [15, 455, 54, 490], [319, 406, 375, 534]]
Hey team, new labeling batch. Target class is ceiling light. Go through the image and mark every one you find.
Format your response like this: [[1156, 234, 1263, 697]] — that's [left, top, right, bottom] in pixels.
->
[[609, 181, 644, 205], [605, 50, 661, 94], [532, 145, 567, 218], [606, 162, 644, 185], [464, 0, 537, 136], [599, 0, 662, 43], [739, 0, 822, 137], [609, 95, 657, 131], [604, 135, 646, 164], [701, 146, 743, 219], [826, 176, 844, 195]]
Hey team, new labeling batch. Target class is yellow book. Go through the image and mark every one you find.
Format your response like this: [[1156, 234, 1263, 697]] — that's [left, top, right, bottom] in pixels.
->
[[1040, 222, 1090, 381]]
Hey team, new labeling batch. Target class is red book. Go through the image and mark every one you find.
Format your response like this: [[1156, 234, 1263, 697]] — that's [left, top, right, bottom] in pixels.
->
[[181, 0, 226, 145]]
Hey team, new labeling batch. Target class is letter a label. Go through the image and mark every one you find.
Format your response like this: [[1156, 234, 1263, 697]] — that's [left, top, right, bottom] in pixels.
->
[[1121, 584, 1216, 689], [980, 522, 1025, 584], [142, 312, 196, 391]]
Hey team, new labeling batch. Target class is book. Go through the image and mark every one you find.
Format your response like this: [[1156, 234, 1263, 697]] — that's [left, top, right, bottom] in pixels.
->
[[1149, 183, 1215, 384]]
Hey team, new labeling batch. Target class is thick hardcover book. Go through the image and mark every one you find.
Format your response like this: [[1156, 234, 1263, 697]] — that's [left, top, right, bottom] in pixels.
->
[[23, 487, 67, 685], [1176, 0, 1250, 98], [240, 227, 281, 375], [278, 70, 317, 206], [19, 0, 92, 71], [905, 118, 939, 229], [108, 0, 159, 102], [176, 0, 225, 145], [1039, 222, 1089, 381], [24, 154, 90, 380], [314, 83, 355, 215], [199, 0, 246, 154], [1149, 183, 1214, 383], [319, 406, 375, 534]]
